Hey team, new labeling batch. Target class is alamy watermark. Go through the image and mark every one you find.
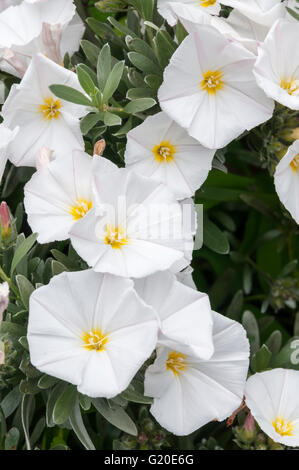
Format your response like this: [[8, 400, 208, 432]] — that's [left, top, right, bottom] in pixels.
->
[[93, 197, 204, 251]]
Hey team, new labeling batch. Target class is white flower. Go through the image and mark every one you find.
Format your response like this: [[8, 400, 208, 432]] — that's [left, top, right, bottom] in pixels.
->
[[144, 311, 249, 435], [158, 25, 274, 149], [0, 281, 9, 323], [24, 151, 116, 243], [28, 270, 158, 398], [170, 2, 269, 55], [175, 265, 196, 289], [0, 0, 84, 77], [2, 53, 86, 167], [157, 0, 223, 27], [125, 112, 215, 200], [245, 369, 299, 447], [254, 19, 299, 110], [223, 0, 285, 26], [36, 146, 53, 170], [0, 123, 18, 183], [0, 0, 21, 13], [69, 166, 195, 278], [134, 271, 214, 359], [274, 139, 299, 225]]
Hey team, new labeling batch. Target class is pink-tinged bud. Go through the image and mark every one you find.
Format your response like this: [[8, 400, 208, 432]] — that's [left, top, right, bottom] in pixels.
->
[[2, 49, 27, 77], [93, 139, 106, 157], [244, 412, 255, 432], [42, 22, 63, 66], [0, 281, 9, 324], [0, 341, 5, 366], [0, 202, 12, 240], [36, 147, 53, 170]]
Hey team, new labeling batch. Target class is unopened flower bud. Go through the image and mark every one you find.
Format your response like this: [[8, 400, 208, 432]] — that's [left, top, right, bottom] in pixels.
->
[[0, 202, 13, 241], [137, 433, 148, 444], [243, 412, 256, 441], [93, 139, 106, 157], [2, 48, 27, 77], [36, 147, 53, 170], [42, 22, 63, 66]]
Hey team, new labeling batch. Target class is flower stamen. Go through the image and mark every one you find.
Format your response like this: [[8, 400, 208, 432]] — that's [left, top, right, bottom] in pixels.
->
[[153, 141, 176, 163], [70, 199, 92, 221], [280, 78, 299, 96], [104, 224, 128, 249], [290, 153, 299, 172], [272, 417, 294, 437], [201, 70, 223, 95], [166, 351, 187, 376], [200, 0, 216, 7], [82, 328, 108, 352], [39, 96, 62, 120]]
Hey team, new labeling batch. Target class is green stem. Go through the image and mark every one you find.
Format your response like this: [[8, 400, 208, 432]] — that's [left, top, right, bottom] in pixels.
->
[[0, 265, 19, 297], [246, 258, 273, 284], [246, 294, 266, 302]]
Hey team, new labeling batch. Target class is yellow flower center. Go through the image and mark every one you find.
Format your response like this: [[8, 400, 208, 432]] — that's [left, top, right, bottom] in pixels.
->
[[280, 78, 299, 96], [39, 97, 62, 120], [166, 351, 187, 376], [105, 224, 128, 249], [201, 70, 223, 95], [200, 0, 216, 7], [70, 199, 92, 221], [272, 417, 294, 437], [82, 328, 108, 352], [152, 141, 176, 163], [290, 153, 299, 172]]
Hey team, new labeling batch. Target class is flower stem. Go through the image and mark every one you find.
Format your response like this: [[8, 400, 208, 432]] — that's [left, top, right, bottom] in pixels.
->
[[0, 265, 19, 297]]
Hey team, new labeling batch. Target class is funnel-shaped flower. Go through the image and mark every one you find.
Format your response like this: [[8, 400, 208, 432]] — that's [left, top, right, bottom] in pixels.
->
[[158, 25, 274, 149], [145, 311, 249, 435], [134, 271, 214, 359], [254, 19, 299, 110], [2, 53, 86, 167], [274, 139, 299, 224], [0, 0, 84, 77], [24, 151, 116, 243], [245, 369, 299, 447], [70, 167, 195, 278], [28, 270, 158, 398], [125, 112, 215, 200]]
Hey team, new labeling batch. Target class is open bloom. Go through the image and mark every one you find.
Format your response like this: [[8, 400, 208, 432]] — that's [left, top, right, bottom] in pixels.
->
[[70, 167, 195, 278], [0, 123, 18, 182], [2, 53, 86, 167], [134, 271, 214, 359], [0, 0, 21, 13], [169, 2, 269, 55], [223, 0, 285, 27], [0, 281, 9, 323], [144, 311, 249, 435], [254, 19, 299, 110], [274, 139, 299, 225], [157, 0, 224, 26], [158, 25, 274, 149], [0, 0, 84, 77], [125, 112, 215, 200], [245, 369, 299, 447], [28, 270, 158, 398], [24, 151, 116, 243]]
